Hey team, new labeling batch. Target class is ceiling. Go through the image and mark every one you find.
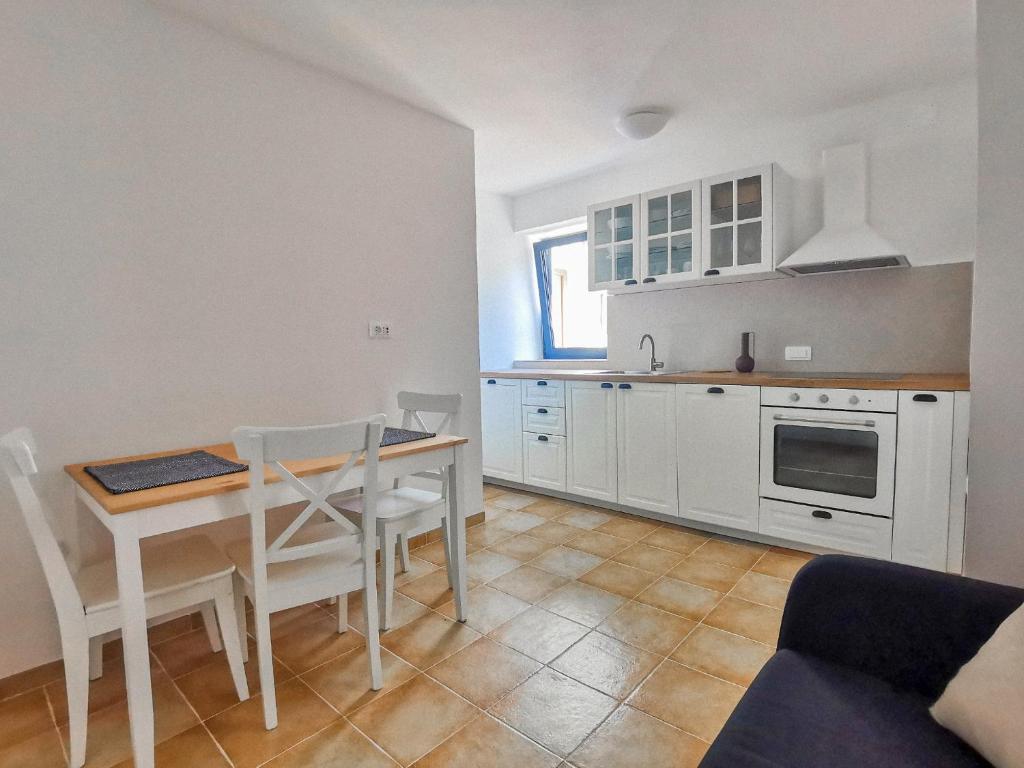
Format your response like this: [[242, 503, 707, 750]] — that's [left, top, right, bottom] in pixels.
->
[[157, 0, 976, 196]]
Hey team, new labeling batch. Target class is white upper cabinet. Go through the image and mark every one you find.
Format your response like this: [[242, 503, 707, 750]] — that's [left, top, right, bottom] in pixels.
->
[[566, 381, 618, 503], [616, 383, 678, 516], [480, 378, 522, 483], [640, 181, 702, 287], [588, 195, 641, 290], [701, 164, 775, 278]]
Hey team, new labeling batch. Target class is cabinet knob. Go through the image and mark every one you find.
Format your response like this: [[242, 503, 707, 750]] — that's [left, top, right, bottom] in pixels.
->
[[486, 379, 496, 384], [537, 408, 548, 414], [707, 387, 724, 394], [642, 277, 656, 283], [601, 382, 613, 388], [818, 394, 830, 404], [618, 383, 632, 389], [789, 392, 800, 402], [537, 381, 547, 386], [537, 435, 548, 442]]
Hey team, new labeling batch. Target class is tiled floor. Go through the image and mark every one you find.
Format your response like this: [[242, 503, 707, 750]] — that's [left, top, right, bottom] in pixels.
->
[[0, 485, 814, 768]]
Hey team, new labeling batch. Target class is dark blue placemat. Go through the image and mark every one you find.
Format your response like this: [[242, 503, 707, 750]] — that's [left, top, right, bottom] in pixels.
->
[[381, 427, 435, 447], [85, 450, 247, 495]]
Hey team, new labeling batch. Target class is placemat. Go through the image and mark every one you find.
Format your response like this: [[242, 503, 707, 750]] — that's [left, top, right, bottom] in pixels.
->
[[85, 450, 247, 495], [381, 427, 436, 447]]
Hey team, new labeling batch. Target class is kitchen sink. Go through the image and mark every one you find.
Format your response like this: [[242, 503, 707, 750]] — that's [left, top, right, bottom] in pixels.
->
[[596, 370, 687, 376]]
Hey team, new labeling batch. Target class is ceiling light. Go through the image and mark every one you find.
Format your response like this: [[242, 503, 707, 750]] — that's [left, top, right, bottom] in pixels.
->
[[615, 109, 669, 140]]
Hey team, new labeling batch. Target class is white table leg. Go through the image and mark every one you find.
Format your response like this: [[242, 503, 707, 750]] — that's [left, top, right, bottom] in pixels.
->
[[448, 444, 469, 622], [113, 522, 155, 768]]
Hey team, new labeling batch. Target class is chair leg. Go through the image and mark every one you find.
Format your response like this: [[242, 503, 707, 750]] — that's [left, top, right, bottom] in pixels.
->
[[337, 593, 348, 634], [253, 606, 278, 730], [398, 534, 411, 574], [233, 576, 249, 664], [200, 602, 223, 653], [213, 591, 250, 703], [65, 636, 90, 768], [441, 515, 454, 589], [363, 569, 384, 691], [381, 531, 397, 632], [88, 635, 104, 681]]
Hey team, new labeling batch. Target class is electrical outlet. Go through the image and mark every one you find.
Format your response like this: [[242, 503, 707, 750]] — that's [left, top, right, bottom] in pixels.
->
[[785, 345, 812, 361], [368, 321, 392, 339]]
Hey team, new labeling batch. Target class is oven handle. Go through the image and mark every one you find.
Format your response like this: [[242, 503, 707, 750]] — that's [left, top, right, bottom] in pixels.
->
[[772, 414, 877, 428]]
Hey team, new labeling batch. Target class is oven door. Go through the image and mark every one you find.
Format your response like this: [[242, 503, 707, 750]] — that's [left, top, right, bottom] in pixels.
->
[[759, 407, 897, 517]]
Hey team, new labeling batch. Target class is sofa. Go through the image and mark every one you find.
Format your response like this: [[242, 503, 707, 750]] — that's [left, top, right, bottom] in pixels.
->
[[700, 554, 1024, 768]]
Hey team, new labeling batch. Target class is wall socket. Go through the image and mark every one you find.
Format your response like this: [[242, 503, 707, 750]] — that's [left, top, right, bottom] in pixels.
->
[[368, 321, 392, 339], [785, 345, 812, 361]]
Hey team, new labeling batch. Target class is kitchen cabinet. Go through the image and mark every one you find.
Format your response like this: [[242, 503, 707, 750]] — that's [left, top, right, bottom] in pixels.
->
[[566, 381, 618, 503], [522, 378, 566, 408], [701, 164, 777, 278], [891, 391, 955, 571], [640, 181, 702, 287], [480, 378, 522, 482], [588, 195, 641, 290], [676, 384, 760, 531], [523, 433, 567, 492], [616, 383, 678, 516], [759, 498, 893, 560]]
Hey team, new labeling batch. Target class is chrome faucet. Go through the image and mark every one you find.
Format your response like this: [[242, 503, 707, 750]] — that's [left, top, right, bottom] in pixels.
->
[[639, 334, 664, 372]]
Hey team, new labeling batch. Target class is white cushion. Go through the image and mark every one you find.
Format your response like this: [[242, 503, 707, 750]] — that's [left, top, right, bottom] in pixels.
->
[[930, 602, 1024, 768], [332, 487, 443, 522]]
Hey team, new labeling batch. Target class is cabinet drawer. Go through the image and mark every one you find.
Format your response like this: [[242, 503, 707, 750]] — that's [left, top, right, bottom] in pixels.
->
[[759, 499, 892, 559], [523, 406, 566, 436], [523, 379, 565, 407], [482, 377, 520, 387], [523, 433, 567, 492]]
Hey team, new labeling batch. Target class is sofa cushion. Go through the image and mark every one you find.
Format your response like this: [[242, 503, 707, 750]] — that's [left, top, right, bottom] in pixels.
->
[[700, 650, 989, 768]]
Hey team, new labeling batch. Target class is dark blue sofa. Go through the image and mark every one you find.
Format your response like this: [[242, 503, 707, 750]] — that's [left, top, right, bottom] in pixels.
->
[[700, 555, 1024, 768]]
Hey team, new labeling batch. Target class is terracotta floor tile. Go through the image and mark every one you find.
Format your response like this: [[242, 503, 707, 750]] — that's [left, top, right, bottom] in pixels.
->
[[0, 726, 66, 768], [670, 625, 774, 687], [489, 566, 569, 603], [337, 591, 428, 636], [0, 688, 58, 750], [490, 668, 617, 757], [349, 674, 478, 766], [578, 561, 658, 599], [389, 556, 440, 588], [635, 577, 723, 621], [595, 517, 660, 541], [690, 539, 766, 570], [667, 557, 747, 593], [205, 679, 337, 768], [556, 508, 613, 530], [427, 637, 541, 708], [0, 658, 64, 702], [483, 484, 506, 500], [527, 521, 582, 545], [597, 601, 696, 656], [628, 660, 744, 742], [262, 720, 397, 767], [730, 571, 791, 609], [490, 492, 540, 511], [529, 546, 604, 579], [704, 597, 783, 646], [466, 521, 517, 548], [247, 603, 330, 641], [150, 627, 230, 679], [111, 725, 228, 768], [176, 642, 289, 720], [411, 539, 451, 566], [437, 585, 531, 634], [570, 705, 708, 768], [640, 527, 709, 555], [491, 510, 547, 534], [551, 632, 660, 700], [380, 612, 480, 669], [488, 534, 558, 561], [302, 647, 417, 715], [270, 615, 366, 674], [466, 549, 521, 583], [397, 568, 481, 609], [538, 582, 626, 627], [564, 530, 631, 559], [488, 607, 588, 663], [769, 545, 816, 561], [522, 499, 574, 519], [411, 713, 560, 768], [47, 653, 168, 726], [753, 551, 808, 580], [612, 543, 686, 574]]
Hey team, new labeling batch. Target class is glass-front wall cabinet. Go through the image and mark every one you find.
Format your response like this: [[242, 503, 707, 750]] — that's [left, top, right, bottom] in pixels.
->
[[701, 165, 774, 276], [640, 181, 701, 286], [588, 195, 641, 290]]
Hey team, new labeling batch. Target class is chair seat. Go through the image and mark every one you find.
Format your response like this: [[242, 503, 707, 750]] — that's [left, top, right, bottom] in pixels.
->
[[332, 486, 443, 524], [76, 534, 234, 615], [227, 522, 364, 590]]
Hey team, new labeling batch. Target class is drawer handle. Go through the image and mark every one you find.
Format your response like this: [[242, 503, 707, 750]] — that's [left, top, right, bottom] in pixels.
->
[[642, 277, 656, 283], [707, 386, 724, 394], [538, 435, 548, 442], [537, 408, 548, 414], [811, 509, 833, 520], [619, 383, 632, 389], [601, 382, 613, 388], [704, 269, 720, 277], [486, 379, 496, 384], [624, 279, 638, 286], [913, 394, 938, 403]]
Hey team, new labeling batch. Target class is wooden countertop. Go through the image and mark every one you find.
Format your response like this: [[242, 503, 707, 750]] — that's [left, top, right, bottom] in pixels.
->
[[481, 369, 970, 391], [65, 435, 469, 515]]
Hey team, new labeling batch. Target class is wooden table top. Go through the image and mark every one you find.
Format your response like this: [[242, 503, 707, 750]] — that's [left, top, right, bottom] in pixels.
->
[[65, 435, 469, 515]]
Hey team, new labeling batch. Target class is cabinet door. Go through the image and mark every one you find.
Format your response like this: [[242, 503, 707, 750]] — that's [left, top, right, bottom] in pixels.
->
[[892, 391, 954, 571], [677, 384, 760, 531], [616, 383, 678, 515], [523, 434, 567, 491], [480, 379, 522, 482], [588, 195, 640, 290], [701, 165, 774, 277], [641, 181, 702, 287], [566, 381, 617, 502]]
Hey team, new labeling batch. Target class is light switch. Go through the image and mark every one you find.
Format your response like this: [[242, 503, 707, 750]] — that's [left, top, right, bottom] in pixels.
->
[[785, 345, 812, 361]]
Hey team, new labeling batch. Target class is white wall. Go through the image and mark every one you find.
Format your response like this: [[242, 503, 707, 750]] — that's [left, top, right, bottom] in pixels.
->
[[964, 0, 1024, 587], [476, 193, 541, 368], [0, 0, 481, 677]]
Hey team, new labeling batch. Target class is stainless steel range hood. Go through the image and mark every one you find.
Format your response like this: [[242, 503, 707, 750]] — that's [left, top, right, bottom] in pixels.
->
[[777, 143, 908, 276]]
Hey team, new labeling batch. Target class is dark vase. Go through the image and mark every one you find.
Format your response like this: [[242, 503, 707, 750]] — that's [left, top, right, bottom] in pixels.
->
[[736, 331, 755, 373]]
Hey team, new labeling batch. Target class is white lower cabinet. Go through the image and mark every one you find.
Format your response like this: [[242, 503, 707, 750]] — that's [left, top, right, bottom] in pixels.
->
[[523, 433, 566, 492], [759, 498, 893, 559], [616, 383, 678, 516], [480, 378, 522, 483], [566, 381, 618, 503], [677, 384, 760, 532]]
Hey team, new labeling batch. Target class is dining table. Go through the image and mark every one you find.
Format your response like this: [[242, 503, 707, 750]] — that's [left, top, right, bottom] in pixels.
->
[[64, 433, 470, 768]]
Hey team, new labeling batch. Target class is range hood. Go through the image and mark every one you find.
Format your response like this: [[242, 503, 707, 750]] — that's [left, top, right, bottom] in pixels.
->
[[778, 143, 908, 276]]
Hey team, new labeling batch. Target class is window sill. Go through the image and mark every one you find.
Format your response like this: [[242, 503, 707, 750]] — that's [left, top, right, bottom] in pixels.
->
[[513, 359, 608, 370]]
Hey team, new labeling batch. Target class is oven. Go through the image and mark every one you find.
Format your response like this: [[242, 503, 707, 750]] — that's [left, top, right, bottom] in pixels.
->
[[759, 388, 897, 518]]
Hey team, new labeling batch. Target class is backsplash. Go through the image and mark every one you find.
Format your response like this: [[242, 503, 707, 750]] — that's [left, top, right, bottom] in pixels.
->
[[608, 262, 972, 374]]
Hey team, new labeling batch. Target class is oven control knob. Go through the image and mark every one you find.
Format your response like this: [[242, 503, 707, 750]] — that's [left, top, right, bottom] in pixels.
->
[[849, 395, 860, 405], [819, 394, 830, 404], [789, 392, 800, 402]]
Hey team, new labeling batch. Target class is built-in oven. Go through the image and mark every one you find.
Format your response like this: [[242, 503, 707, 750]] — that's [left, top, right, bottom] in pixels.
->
[[759, 388, 898, 518]]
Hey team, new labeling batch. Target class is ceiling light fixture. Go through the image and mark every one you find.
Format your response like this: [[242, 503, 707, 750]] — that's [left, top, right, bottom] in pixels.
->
[[615, 109, 669, 140]]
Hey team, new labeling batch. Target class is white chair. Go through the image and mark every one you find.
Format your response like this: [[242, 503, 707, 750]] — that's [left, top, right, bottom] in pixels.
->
[[0, 428, 249, 768], [333, 392, 461, 630], [228, 417, 385, 730]]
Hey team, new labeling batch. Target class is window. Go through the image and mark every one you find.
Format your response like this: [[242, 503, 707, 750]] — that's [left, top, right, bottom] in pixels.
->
[[533, 231, 607, 359]]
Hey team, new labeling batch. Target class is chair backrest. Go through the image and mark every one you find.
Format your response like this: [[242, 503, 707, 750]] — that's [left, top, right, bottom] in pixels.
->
[[231, 416, 385, 585], [0, 429, 85, 624], [397, 391, 462, 435]]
